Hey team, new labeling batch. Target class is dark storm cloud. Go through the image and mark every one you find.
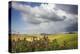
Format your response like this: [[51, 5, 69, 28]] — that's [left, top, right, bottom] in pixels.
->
[[56, 4, 78, 14], [66, 22, 78, 32], [36, 12, 66, 22], [12, 2, 78, 34]]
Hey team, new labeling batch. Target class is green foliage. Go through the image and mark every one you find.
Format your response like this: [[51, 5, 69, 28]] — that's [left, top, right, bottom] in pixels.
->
[[11, 33, 78, 53]]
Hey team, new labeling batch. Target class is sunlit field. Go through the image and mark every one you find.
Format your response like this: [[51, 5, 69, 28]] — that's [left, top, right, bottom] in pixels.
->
[[9, 32, 78, 53]]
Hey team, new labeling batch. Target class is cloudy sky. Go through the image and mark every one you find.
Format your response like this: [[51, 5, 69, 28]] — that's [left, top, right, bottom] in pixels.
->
[[10, 1, 78, 34]]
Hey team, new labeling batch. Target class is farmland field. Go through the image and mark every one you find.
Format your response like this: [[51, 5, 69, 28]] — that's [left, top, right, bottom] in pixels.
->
[[9, 32, 78, 53]]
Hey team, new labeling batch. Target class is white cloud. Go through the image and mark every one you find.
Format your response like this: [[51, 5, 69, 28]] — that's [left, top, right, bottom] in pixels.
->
[[12, 2, 78, 34]]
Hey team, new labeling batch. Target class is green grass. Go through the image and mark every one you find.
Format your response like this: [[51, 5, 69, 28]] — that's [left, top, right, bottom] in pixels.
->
[[10, 32, 78, 53], [49, 33, 78, 49]]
